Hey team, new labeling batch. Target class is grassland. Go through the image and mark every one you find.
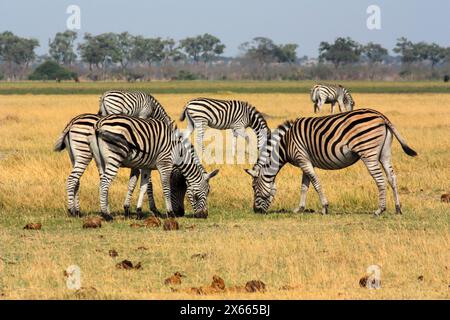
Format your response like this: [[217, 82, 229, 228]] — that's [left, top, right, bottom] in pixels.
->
[[0, 80, 449, 95], [0, 89, 449, 299]]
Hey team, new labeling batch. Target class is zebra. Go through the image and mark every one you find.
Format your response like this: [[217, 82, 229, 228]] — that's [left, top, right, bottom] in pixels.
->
[[245, 109, 417, 215], [98, 90, 171, 123], [97, 90, 178, 216], [54, 113, 187, 218], [89, 114, 219, 221], [310, 84, 355, 113], [179, 98, 271, 162]]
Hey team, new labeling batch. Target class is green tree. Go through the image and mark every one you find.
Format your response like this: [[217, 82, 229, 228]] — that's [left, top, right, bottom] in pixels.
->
[[180, 33, 225, 63], [276, 43, 298, 63], [28, 60, 77, 81], [240, 37, 298, 64], [0, 31, 39, 78], [115, 32, 135, 70], [319, 37, 362, 67], [362, 42, 388, 64], [419, 43, 447, 68], [239, 37, 278, 64], [393, 37, 419, 64], [49, 30, 77, 65], [132, 36, 165, 65], [78, 33, 120, 70]]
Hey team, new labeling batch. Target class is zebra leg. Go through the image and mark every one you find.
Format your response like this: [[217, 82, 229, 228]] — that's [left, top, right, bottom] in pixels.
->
[[330, 102, 336, 114], [74, 180, 81, 215], [300, 163, 329, 214], [182, 113, 195, 141], [195, 121, 207, 153], [123, 168, 140, 218], [99, 174, 115, 221], [135, 169, 152, 219], [360, 157, 387, 216], [380, 132, 402, 214], [293, 172, 310, 213], [146, 174, 161, 216], [67, 162, 89, 217], [233, 127, 250, 156], [337, 98, 345, 112], [157, 162, 174, 217]]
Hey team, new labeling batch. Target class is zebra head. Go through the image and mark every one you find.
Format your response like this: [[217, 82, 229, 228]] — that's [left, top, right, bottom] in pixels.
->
[[344, 91, 355, 111], [245, 168, 277, 213], [185, 169, 220, 216]]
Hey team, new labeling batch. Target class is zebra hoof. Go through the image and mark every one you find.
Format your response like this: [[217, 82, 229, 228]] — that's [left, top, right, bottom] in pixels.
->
[[136, 208, 147, 220], [374, 208, 386, 216], [150, 207, 161, 216], [174, 208, 185, 217], [321, 205, 329, 215], [123, 206, 131, 218], [395, 205, 402, 214], [68, 208, 80, 217], [101, 213, 114, 222], [293, 207, 305, 213], [193, 212, 208, 219]]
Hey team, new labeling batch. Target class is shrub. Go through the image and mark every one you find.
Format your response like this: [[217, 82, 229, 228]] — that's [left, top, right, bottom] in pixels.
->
[[28, 60, 77, 81]]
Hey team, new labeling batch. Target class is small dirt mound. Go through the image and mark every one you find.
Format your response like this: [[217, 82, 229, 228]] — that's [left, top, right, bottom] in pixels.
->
[[211, 275, 225, 290], [130, 223, 144, 228], [116, 259, 141, 270], [163, 218, 179, 231], [144, 216, 161, 227], [83, 217, 102, 229], [191, 253, 208, 260], [74, 287, 97, 299], [245, 280, 266, 293], [23, 223, 41, 230], [108, 249, 118, 258], [164, 272, 184, 285]]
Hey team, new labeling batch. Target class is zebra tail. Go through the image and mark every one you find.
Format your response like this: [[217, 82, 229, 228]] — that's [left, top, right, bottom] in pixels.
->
[[88, 131, 105, 174], [98, 94, 106, 115], [54, 128, 69, 152], [179, 108, 187, 121], [385, 121, 418, 157]]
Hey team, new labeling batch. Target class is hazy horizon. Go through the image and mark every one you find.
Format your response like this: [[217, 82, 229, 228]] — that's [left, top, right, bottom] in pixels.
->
[[1, 0, 449, 58]]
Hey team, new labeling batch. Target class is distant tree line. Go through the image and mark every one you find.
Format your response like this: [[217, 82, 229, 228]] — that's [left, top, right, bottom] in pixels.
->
[[1, 30, 450, 81]]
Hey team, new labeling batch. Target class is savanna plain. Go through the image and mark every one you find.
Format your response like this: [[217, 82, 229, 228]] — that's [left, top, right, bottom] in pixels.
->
[[0, 82, 449, 299]]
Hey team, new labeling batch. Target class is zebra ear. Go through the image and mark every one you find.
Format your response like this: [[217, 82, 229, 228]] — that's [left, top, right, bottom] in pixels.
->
[[244, 169, 258, 178], [205, 169, 219, 181]]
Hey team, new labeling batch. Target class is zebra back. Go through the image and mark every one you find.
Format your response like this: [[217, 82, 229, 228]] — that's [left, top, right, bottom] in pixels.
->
[[99, 90, 172, 124]]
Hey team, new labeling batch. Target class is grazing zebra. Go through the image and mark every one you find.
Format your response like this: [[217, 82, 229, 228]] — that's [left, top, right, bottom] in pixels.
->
[[245, 109, 417, 215], [89, 114, 219, 221], [98, 90, 179, 216], [179, 98, 271, 161], [310, 84, 355, 113], [54, 113, 187, 218], [98, 90, 171, 124]]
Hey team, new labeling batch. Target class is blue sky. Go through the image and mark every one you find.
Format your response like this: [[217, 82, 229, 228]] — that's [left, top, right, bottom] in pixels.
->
[[1, 0, 449, 57]]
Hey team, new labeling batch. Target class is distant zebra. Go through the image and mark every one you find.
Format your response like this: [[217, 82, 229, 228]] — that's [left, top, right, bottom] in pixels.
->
[[180, 97, 271, 163], [54, 113, 187, 218], [310, 84, 355, 113], [90, 114, 219, 221], [245, 109, 417, 215], [98, 90, 171, 124]]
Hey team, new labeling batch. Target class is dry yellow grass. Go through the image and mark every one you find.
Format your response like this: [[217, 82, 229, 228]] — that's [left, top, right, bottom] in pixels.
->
[[0, 93, 449, 299]]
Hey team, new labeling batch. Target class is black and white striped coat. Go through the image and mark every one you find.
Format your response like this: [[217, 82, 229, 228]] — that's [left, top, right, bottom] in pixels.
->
[[180, 98, 270, 163], [54, 113, 187, 218], [90, 114, 219, 220], [99, 90, 171, 124], [245, 109, 417, 215], [310, 84, 355, 113]]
